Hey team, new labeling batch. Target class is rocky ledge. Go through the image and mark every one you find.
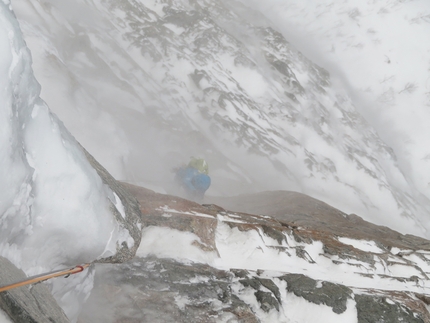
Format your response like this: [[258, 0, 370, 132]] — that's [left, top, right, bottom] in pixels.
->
[[78, 183, 430, 322]]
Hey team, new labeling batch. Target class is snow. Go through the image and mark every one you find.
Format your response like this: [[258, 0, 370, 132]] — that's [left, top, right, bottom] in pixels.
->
[[136, 213, 375, 322], [137, 226, 218, 264], [163, 23, 185, 35], [0, 309, 12, 323], [231, 269, 359, 323], [135, 208, 430, 297], [280, 295, 358, 323], [337, 237, 385, 254], [0, 2, 133, 321], [220, 53, 269, 98], [232, 282, 287, 322], [240, 0, 430, 233], [3, 0, 430, 320], [138, 218, 372, 323], [157, 205, 215, 219], [113, 192, 126, 219]]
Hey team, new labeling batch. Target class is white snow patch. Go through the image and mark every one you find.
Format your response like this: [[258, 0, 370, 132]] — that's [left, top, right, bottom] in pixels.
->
[[217, 213, 248, 224], [136, 226, 217, 264], [282, 294, 358, 323], [163, 23, 185, 35], [113, 192, 126, 219], [174, 294, 189, 311], [139, 0, 166, 17], [338, 237, 385, 254], [212, 220, 430, 294], [0, 309, 12, 323], [157, 206, 214, 219]]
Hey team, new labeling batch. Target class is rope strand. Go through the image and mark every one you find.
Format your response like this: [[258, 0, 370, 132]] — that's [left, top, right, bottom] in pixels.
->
[[0, 263, 91, 293]]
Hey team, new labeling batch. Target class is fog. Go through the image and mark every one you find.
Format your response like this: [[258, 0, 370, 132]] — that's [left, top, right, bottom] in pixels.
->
[[241, 0, 430, 194], [12, 0, 430, 238], [12, 0, 301, 197]]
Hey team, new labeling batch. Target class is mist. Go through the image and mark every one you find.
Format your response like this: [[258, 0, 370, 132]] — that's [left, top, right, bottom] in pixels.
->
[[12, 0, 300, 197], [240, 0, 430, 194], [12, 0, 430, 239]]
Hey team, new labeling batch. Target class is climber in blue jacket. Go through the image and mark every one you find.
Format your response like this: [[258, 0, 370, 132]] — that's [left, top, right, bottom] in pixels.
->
[[174, 157, 211, 202]]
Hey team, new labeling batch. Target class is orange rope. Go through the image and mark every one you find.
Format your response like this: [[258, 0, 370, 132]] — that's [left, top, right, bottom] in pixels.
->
[[0, 263, 91, 293]]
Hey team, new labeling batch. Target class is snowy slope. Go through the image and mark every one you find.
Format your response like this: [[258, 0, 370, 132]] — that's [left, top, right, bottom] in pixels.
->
[[244, 0, 430, 192], [10, 0, 430, 239], [241, 0, 430, 223]]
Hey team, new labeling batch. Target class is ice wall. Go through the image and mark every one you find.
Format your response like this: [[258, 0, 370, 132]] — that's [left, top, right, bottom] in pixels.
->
[[0, 1, 133, 320]]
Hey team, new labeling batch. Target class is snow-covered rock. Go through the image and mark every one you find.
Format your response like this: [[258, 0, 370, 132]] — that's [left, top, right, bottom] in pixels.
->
[[79, 184, 430, 322]]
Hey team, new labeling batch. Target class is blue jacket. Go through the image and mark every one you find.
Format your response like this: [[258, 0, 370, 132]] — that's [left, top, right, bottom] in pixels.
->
[[176, 166, 211, 196]]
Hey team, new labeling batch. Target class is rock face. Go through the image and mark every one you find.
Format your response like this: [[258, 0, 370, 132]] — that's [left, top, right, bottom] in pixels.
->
[[208, 191, 430, 251], [78, 184, 430, 322], [0, 257, 69, 323], [79, 258, 260, 323], [81, 147, 142, 263]]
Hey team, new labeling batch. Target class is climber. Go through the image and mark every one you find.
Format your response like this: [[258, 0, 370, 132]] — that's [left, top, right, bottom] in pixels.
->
[[174, 157, 211, 202]]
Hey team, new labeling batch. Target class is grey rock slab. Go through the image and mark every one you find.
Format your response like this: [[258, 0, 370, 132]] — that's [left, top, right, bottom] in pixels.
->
[[0, 257, 70, 323], [356, 294, 425, 323], [279, 273, 352, 314], [79, 257, 259, 323]]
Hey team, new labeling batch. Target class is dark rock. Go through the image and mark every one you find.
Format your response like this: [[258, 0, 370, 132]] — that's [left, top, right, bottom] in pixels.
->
[[79, 257, 260, 323], [258, 278, 282, 304], [356, 294, 425, 323], [81, 147, 143, 263], [239, 277, 281, 306], [254, 290, 279, 312], [261, 224, 286, 244], [0, 257, 69, 323], [280, 273, 352, 314], [295, 246, 316, 263], [239, 278, 261, 290], [231, 269, 249, 278]]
